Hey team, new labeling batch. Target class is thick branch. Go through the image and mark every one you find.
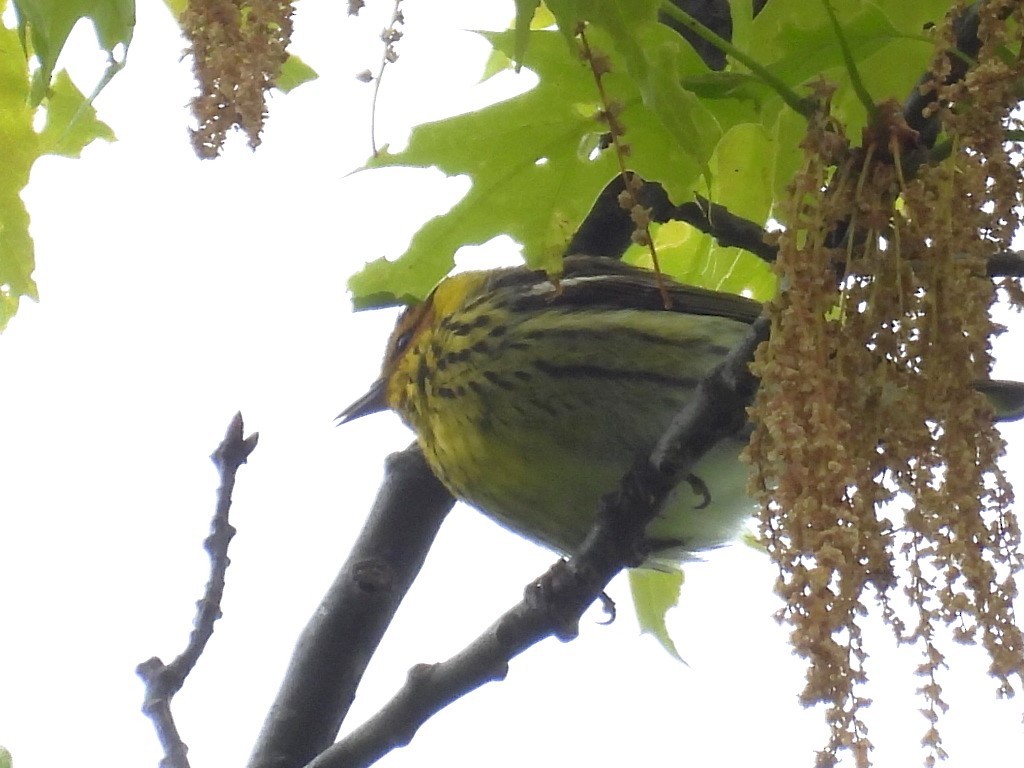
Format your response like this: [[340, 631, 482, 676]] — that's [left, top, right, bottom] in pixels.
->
[[247, 445, 454, 768], [568, 174, 1023, 279], [306, 318, 769, 768], [672, 195, 778, 262]]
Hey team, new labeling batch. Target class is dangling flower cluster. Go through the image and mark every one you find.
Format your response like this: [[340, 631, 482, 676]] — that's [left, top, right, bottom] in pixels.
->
[[749, 79, 885, 768], [181, 0, 295, 158], [750, 4, 1024, 766]]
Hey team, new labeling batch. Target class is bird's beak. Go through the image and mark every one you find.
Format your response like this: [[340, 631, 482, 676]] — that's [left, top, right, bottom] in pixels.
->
[[336, 378, 389, 424]]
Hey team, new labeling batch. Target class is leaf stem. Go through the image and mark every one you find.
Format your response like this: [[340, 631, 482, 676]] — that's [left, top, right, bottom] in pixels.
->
[[820, 0, 875, 118], [657, 1, 814, 117]]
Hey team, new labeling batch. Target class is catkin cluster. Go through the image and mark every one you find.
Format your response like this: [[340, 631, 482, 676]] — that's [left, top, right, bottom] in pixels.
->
[[749, 4, 1024, 766], [182, 0, 294, 158]]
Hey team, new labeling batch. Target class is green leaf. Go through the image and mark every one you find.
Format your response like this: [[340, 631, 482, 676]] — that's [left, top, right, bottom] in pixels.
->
[[0, 16, 114, 330], [512, 0, 542, 66], [276, 54, 319, 94], [349, 29, 705, 307], [551, 0, 721, 178], [37, 71, 116, 157], [703, 122, 775, 297], [0, 17, 42, 330], [13, 0, 135, 105], [628, 567, 685, 662], [712, 122, 773, 224], [743, 0, 939, 136], [0, 745, 12, 768]]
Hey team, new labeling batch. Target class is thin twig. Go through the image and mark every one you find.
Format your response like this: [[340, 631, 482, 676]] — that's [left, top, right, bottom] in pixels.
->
[[370, 0, 405, 156], [138, 413, 259, 768]]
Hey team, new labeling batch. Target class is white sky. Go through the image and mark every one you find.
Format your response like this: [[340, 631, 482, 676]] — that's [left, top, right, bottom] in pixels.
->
[[2, 2, 1023, 768]]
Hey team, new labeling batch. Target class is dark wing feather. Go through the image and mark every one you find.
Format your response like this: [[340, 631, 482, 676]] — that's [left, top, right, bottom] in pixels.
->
[[482, 257, 1024, 424], [487, 255, 763, 324]]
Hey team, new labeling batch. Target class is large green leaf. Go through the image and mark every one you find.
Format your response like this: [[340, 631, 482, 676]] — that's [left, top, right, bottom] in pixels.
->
[[350, 28, 707, 307]]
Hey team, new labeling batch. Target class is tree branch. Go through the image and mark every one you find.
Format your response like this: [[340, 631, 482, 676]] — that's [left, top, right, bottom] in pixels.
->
[[567, 173, 1022, 279], [247, 444, 455, 768], [902, 3, 981, 147], [988, 250, 1024, 279], [138, 413, 259, 768], [672, 195, 779, 262]]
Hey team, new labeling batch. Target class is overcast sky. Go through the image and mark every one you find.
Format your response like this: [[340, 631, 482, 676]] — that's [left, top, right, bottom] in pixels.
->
[[2, 2, 1023, 768]]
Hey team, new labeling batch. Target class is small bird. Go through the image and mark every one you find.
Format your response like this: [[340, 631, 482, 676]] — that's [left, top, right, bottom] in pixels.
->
[[339, 255, 1024, 564]]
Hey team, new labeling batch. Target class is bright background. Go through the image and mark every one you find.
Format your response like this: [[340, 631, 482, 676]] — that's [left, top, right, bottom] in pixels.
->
[[2, 2, 1023, 767]]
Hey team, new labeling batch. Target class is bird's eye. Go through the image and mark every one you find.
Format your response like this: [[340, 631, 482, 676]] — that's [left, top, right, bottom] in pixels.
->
[[391, 301, 432, 357], [392, 328, 414, 355]]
